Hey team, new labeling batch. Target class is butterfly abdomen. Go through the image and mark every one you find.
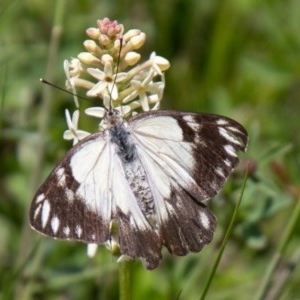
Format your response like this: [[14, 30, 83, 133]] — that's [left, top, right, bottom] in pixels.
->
[[123, 161, 156, 218]]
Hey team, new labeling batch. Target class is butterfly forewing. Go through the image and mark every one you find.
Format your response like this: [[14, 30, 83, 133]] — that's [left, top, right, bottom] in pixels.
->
[[129, 111, 247, 199], [30, 110, 247, 269], [30, 132, 113, 243]]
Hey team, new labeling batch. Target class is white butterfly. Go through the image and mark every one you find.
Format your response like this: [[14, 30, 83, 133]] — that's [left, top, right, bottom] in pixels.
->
[[30, 109, 247, 269]]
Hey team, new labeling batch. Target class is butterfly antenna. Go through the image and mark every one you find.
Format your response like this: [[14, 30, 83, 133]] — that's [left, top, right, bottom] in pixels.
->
[[109, 38, 123, 112], [40, 78, 89, 103]]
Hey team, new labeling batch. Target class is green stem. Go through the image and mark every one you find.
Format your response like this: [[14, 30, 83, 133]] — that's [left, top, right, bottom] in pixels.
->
[[15, 1, 66, 299], [200, 172, 248, 300], [119, 259, 133, 300], [254, 197, 300, 300]]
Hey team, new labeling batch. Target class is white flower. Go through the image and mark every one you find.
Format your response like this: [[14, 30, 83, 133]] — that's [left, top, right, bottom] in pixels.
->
[[86, 105, 131, 121], [123, 70, 165, 111], [64, 58, 82, 82], [149, 52, 170, 75], [63, 110, 90, 145], [86, 62, 127, 100], [64, 59, 84, 108], [85, 107, 107, 118]]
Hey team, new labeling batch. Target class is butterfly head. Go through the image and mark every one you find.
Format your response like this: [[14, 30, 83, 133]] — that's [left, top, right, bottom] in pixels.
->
[[103, 108, 123, 128]]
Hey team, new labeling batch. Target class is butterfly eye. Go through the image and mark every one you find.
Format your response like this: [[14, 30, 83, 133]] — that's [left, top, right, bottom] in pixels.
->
[[107, 109, 120, 116]]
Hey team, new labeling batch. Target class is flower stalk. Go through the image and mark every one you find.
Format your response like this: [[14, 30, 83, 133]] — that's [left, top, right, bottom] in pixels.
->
[[62, 17, 170, 267]]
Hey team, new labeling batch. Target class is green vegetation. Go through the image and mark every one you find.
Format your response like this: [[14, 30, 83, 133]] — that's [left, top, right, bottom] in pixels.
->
[[1, 0, 300, 299]]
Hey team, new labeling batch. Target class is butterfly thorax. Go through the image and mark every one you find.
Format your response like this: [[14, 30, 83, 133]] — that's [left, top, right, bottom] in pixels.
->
[[108, 114, 156, 220], [109, 123, 136, 162]]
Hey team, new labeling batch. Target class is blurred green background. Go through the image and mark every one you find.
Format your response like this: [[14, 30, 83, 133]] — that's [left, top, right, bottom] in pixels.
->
[[1, 0, 300, 299]]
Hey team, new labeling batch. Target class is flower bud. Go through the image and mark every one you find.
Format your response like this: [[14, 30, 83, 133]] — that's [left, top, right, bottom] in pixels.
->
[[155, 56, 170, 71], [112, 39, 122, 55], [78, 52, 101, 65], [151, 53, 170, 71], [97, 18, 123, 39], [123, 29, 141, 42], [99, 34, 111, 46], [83, 40, 103, 56], [124, 51, 141, 66], [86, 27, 100, 39], [101, 54, 113, 64], [129, 32, 146, 49], [72, 78, 94, 90]]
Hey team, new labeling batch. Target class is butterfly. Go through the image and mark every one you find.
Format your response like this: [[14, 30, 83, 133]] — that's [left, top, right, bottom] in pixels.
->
[[29, 109, 248, 269]]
